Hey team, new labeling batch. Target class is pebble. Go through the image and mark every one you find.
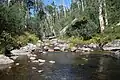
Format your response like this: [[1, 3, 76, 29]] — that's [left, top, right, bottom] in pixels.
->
[[42, 51, 47, 54], [32, 60, 39, 63], [38, 63, 44, 66], [32, 67, 36, 70], [8, 66, 12, 69], [30, 57, 36, 60], [38, 59, 46, 63], [15, 63, 20, 66], [32, 54, 37, 57], [49, 61, 55, 64], [38, 70, 43, 73]]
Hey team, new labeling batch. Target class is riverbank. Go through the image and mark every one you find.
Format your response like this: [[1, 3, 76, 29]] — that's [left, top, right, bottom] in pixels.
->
[[0, 38, 120, 70]]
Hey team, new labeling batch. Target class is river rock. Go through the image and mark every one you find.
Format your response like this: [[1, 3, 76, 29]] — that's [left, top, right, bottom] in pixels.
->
[[88, 43, 98, 49], [43, 46, 49, 51], [49, 61, 55, 64], [30, 57, 36, 60], [36, 40, 42, 47], [38, 63, 44, 66], [10, 56, 19, 60], [54, 47, 60, 51], [11, 49, 31, 56], [103, 40, 120, 51], [48, 48, 54, 52], [38, 70, 43, 73], [75, 49, 82, 53], [0, 55, 14, 69], [78, 47, 93, 52], [32, 67, 36, 70], [32, 60, 39, 63], [20, 43, 37, 52], [38, 59, 45, 63], [42, 51, 47, 54], [15, 63, 20, 66], [71, 47, 77, 52]]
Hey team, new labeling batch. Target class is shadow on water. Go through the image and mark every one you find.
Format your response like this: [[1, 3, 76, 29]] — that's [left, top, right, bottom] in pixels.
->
[[0, 52, 120, 80]]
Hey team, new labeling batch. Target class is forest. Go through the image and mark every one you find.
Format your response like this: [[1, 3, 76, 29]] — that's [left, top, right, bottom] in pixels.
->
[[0, 0, 120, 54], [1, 0, 120, 80]]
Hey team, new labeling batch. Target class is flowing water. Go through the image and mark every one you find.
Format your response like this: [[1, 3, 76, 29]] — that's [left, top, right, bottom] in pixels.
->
[[0, 52, 120, 80]]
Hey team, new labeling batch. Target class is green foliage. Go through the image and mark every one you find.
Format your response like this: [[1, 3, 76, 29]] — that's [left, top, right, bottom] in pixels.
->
[[65, 17, 98, 39], [0, 3, 26, 35], [16, 32, 39, 46], [0, 31, 39, 54]]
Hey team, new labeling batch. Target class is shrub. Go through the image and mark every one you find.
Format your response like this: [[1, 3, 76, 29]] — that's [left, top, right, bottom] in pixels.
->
[[16, 32, 39, 46]]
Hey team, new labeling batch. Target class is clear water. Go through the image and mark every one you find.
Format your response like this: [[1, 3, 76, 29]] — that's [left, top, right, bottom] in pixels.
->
[[0, 52, 120, 80]]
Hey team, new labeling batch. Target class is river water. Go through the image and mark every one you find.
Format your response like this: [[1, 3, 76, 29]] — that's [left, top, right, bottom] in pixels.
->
[[0, 52, 120, 80]]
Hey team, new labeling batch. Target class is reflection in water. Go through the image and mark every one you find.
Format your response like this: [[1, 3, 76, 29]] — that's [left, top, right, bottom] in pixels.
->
[[0, 52, 120, 80]]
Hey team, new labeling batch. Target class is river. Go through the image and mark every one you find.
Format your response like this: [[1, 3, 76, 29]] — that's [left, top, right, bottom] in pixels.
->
[[0, 52, 120, 80]]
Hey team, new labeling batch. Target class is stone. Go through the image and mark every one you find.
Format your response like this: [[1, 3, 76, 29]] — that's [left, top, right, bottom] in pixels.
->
[[54, 47, 60, 51], [11, 49, 31, 56], [42, 51, 47, 54], [89, 43, 98, 48], [103, 40, 120, 51], [71, 47, 77, 52], [30, 57, 36, 60], [8, 66, 12, 69], [79, 47, 93, 52], [15, 63, 20, 66], [10, 56, 19, 60], [49, 61, 55, 64], [44, 43, 50, 46], [38, 59, 45, 63], [38, 63, 44, 66], [0, 55, 14, 65], [75, 49, 82, 53], [0, 55, 14, 69], [38, 70, 43, 73], [32, 60, 39, 63], [48, 48, 54, 52], [43, 46, 49, 51], [32, 67, 36, 70], [32, 54, 37, 57]]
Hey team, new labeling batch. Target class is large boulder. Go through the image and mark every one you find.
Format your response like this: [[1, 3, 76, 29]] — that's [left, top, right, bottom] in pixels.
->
[[20, 43, 37, 52], [11, 49, 31, 56], [0, 55, 14, 69], [103, 40, 120, 51]]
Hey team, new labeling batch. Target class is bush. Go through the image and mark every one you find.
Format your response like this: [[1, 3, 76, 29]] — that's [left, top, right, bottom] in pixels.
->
[[16, 32, 39, 46]]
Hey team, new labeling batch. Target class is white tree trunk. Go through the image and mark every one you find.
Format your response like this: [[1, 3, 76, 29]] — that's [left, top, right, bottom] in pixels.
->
[[81, 0, 84, 12], [99, 0, 105, 33], [77, 1, 80, 10], [7, 0, 11, 6], [103, 0, 108, 26], [62, 0, 66, 17]]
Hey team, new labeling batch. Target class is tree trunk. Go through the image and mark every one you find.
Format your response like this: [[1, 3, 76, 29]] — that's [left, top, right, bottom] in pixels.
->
[[7, 0, 11, 6], [103, 0, 108, 26], [77, 1, 80, 10], [99, 0, 105, 33], [81, 0, 84, 12], [62, 0, 66, 17]]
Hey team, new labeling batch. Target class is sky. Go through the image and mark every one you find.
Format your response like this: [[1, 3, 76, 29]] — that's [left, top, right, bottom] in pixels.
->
[[30, 0, 71, 16], [43, 0, 71, 8]]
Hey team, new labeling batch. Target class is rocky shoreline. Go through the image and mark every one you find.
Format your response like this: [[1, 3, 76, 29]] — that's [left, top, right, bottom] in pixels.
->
[[0, 39, 120, 70]]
